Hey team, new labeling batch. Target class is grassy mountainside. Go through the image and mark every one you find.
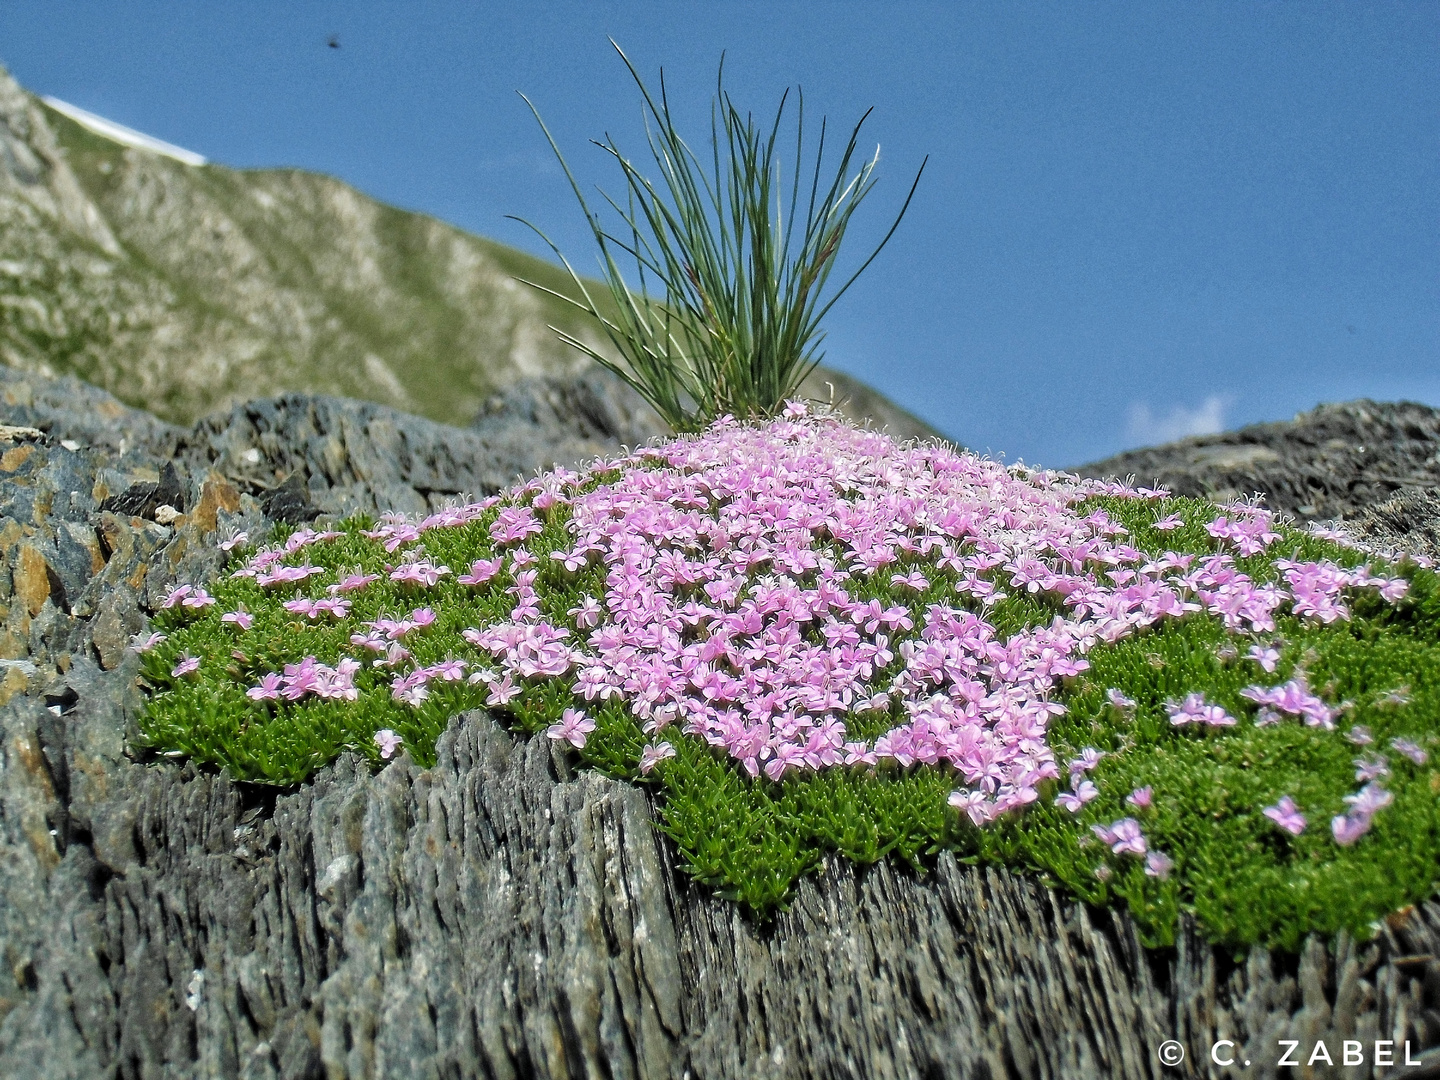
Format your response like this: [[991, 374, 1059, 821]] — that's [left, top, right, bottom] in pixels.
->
[[0, 64, 939, 440]]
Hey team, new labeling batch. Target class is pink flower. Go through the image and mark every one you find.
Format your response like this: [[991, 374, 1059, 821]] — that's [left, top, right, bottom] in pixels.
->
[[890, 570, 930, 592], [1354, 756, 1390, 783], [485, 674, 521, 707], [129, 631, 167, 653], [171, 653, 200, 678], [1126, 786, 1153, 810], [1093, 817, 1147, 857], [218, 530, 249, 552], [948, 789, 994, 827], [639, 741, 677, 774], [161, 585, 193, 609], [1246, 645, 1281, 672], [1144, 851, 1173, 879], [1153, 513, 1184, 531], [1343, 783, 1393, 817], [389, 556, 451, 587], [1345, 725, 1374, 746], [459, 558, 504, 586], [1166, 693, 1236, 728], [1055, 779, 1098, 813], [569, 595, 604, 628], [547, 708, 596, 749], [181, 587, 216, 609], [329, 572, 379, 595], [1391, 737, 1428, 766], [1262, 796, 1306, 836], [1331, 813, 1371, 846], [246, 673, 283, 701], [490, 505, 543, 545], [221, 609, 254, 630], [374, 729, 403, 760]]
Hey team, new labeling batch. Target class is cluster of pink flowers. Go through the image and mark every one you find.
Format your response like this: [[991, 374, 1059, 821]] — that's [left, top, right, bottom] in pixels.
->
[[231, 527, 342, 587], [389, 549, 451, 587], [1241, 677, 1337, 729], [206, 408, 1422, 855], [283, 596, 352, 620], [1166, 693, 1237, 728], [246, 656, 361, 702], [162, 584, 216, 610], [390, 659, 469, 706], [1091, 816, 1173, 878]]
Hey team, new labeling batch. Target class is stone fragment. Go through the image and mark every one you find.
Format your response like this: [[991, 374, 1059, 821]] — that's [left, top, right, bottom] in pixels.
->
[[260, 471, 318, 525], [12, 544, 56, 616], [97, 461, 185, 520], [190, 475, 240, 534], [0, 445, 34, 473], [88, 586, 143, 670]]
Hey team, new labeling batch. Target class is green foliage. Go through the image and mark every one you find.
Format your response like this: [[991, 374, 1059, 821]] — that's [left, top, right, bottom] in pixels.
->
[[140, 492, 1440, 950], [511, 41, 926, 432]]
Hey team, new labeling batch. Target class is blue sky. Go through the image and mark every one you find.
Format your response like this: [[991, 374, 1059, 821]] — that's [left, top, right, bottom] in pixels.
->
[[2, 2, 1435, 466]]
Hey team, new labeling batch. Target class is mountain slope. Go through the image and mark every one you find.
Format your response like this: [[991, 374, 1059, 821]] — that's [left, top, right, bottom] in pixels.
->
[[0, 63, 941, 441]]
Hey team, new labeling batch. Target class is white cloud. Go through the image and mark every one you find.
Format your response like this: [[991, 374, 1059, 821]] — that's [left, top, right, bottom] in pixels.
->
[[1126, 394, 1229, 446]]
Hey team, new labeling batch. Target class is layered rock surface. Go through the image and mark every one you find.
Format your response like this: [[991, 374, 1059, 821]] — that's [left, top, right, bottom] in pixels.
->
[[0, 369, 1438, 1079], [1078, 399, 1440, 522]]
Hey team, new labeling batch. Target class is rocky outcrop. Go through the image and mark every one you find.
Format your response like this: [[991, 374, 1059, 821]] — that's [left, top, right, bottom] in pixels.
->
[[1077, 399, 1440, 522], [1, 366, 1439, 1078]]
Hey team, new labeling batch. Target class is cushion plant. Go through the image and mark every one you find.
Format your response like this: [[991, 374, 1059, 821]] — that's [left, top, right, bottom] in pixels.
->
[[138, 405, 1439, 952]]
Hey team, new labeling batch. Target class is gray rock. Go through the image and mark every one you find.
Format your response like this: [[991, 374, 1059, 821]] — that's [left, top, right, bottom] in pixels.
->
[[1076, 399, 1440, 521]]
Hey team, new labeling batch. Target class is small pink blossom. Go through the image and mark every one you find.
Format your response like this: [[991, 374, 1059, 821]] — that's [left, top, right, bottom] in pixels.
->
[[1391, 737, 1428, 766], [1354, 756, 1390, 783], [1093, 817, 1147, 857], [1246, 645, 1281, 672], [639, 741, 677, 774], [171, 653, 200, 678], [1055, 779, 1099, 813], [1144, 851, 1173, 879], [374, 729, 403, 760], [1166, 693, 1236, 728], [129, 631, 167, 653], [1263, 796, 1306, 836], [161, 585, 193, 609], [1331, 813, 1371, 846], [547, 708, 596, 749], [221, 608, 254, 630], [329, 572, 379, 595], [246, 673, 283, 701], [458, 558, 504, 586], [1126, 786, 1153, 810]]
